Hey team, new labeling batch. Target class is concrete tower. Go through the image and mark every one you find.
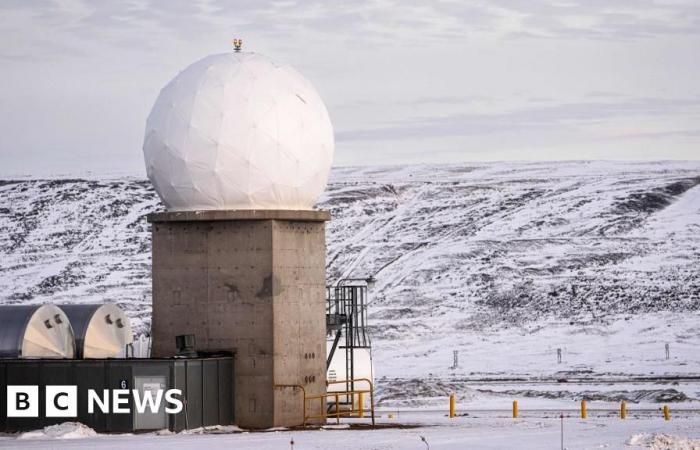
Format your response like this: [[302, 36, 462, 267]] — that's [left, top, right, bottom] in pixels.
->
[[143, 49, 334, 428]]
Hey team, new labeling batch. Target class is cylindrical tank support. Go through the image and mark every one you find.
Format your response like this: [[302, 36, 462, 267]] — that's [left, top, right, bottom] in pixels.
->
[[449, 394, 456, 418], [581, 400, 587, 419], [620, 401, 627, 419], [512, 400, 518, 419]]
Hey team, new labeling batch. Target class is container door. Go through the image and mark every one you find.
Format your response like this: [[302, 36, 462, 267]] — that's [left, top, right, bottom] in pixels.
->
[[133, 376, 167, 430]]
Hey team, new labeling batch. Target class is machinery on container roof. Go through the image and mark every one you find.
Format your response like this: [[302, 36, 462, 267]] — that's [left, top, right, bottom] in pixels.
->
[[0, 303, 134, 360], [59, 303, 134, 359], [0, 305, 75, 359], [0, 302, 235, 433]]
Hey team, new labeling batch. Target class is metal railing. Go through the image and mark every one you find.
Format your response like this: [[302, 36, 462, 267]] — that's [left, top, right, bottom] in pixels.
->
[[275, 378, 375, 427]]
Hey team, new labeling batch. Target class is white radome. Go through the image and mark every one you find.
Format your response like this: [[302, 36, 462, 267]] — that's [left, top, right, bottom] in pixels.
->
[[143, 52, 334, 210]]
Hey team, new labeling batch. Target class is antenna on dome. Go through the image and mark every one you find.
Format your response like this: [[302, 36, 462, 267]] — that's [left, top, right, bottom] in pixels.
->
[[232, 38, 243, 52]]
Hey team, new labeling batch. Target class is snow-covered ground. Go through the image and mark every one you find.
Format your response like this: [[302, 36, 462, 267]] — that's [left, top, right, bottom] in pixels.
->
[[1, 161, 699, 408], [1, 413, 699, 449]]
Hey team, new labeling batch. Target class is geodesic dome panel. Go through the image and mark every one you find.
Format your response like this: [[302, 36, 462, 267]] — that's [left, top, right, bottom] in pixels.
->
[[143, 52, 334, 211]]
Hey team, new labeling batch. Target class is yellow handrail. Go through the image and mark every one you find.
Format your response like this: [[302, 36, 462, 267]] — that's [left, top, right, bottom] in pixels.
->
[[275, 378, 375, 427], [326, 378, 375, 426]]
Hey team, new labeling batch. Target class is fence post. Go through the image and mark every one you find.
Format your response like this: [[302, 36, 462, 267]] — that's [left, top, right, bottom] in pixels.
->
[[580, 400, 587, 419], [620, 401, 627, 420], [513, 400, 518, 419], [449, 394, 456, 418]]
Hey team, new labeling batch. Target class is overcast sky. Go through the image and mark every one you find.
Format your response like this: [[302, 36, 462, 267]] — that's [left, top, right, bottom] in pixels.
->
[[1, 1, 699, 176]]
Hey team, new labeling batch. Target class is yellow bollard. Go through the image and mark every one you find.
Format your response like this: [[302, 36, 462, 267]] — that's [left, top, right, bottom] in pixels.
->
[[580, 400, 587, 419], [620, 401, 627, 420], [663, 405, 670, 421], [449, 394, 456, 418], [358, 392, 365, 418], [512, 400, 518, 419]]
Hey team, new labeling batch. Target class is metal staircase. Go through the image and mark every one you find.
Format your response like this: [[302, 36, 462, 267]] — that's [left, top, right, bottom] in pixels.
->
[[326, 280, 372, 395]]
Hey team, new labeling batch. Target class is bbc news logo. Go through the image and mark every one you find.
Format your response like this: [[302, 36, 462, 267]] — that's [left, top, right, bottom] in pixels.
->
[[6, 386, 183, 417]]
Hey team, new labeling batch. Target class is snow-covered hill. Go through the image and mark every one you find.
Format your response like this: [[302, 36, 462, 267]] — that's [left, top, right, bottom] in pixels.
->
[[1, 161, 699, 388]]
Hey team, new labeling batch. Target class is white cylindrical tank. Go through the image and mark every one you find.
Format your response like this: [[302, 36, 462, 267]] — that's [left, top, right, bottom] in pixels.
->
[[59, 304, 133, 359], [326, 342, 374, 409], [143, 51, 334, 211], [0, 305, 75, 358]]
